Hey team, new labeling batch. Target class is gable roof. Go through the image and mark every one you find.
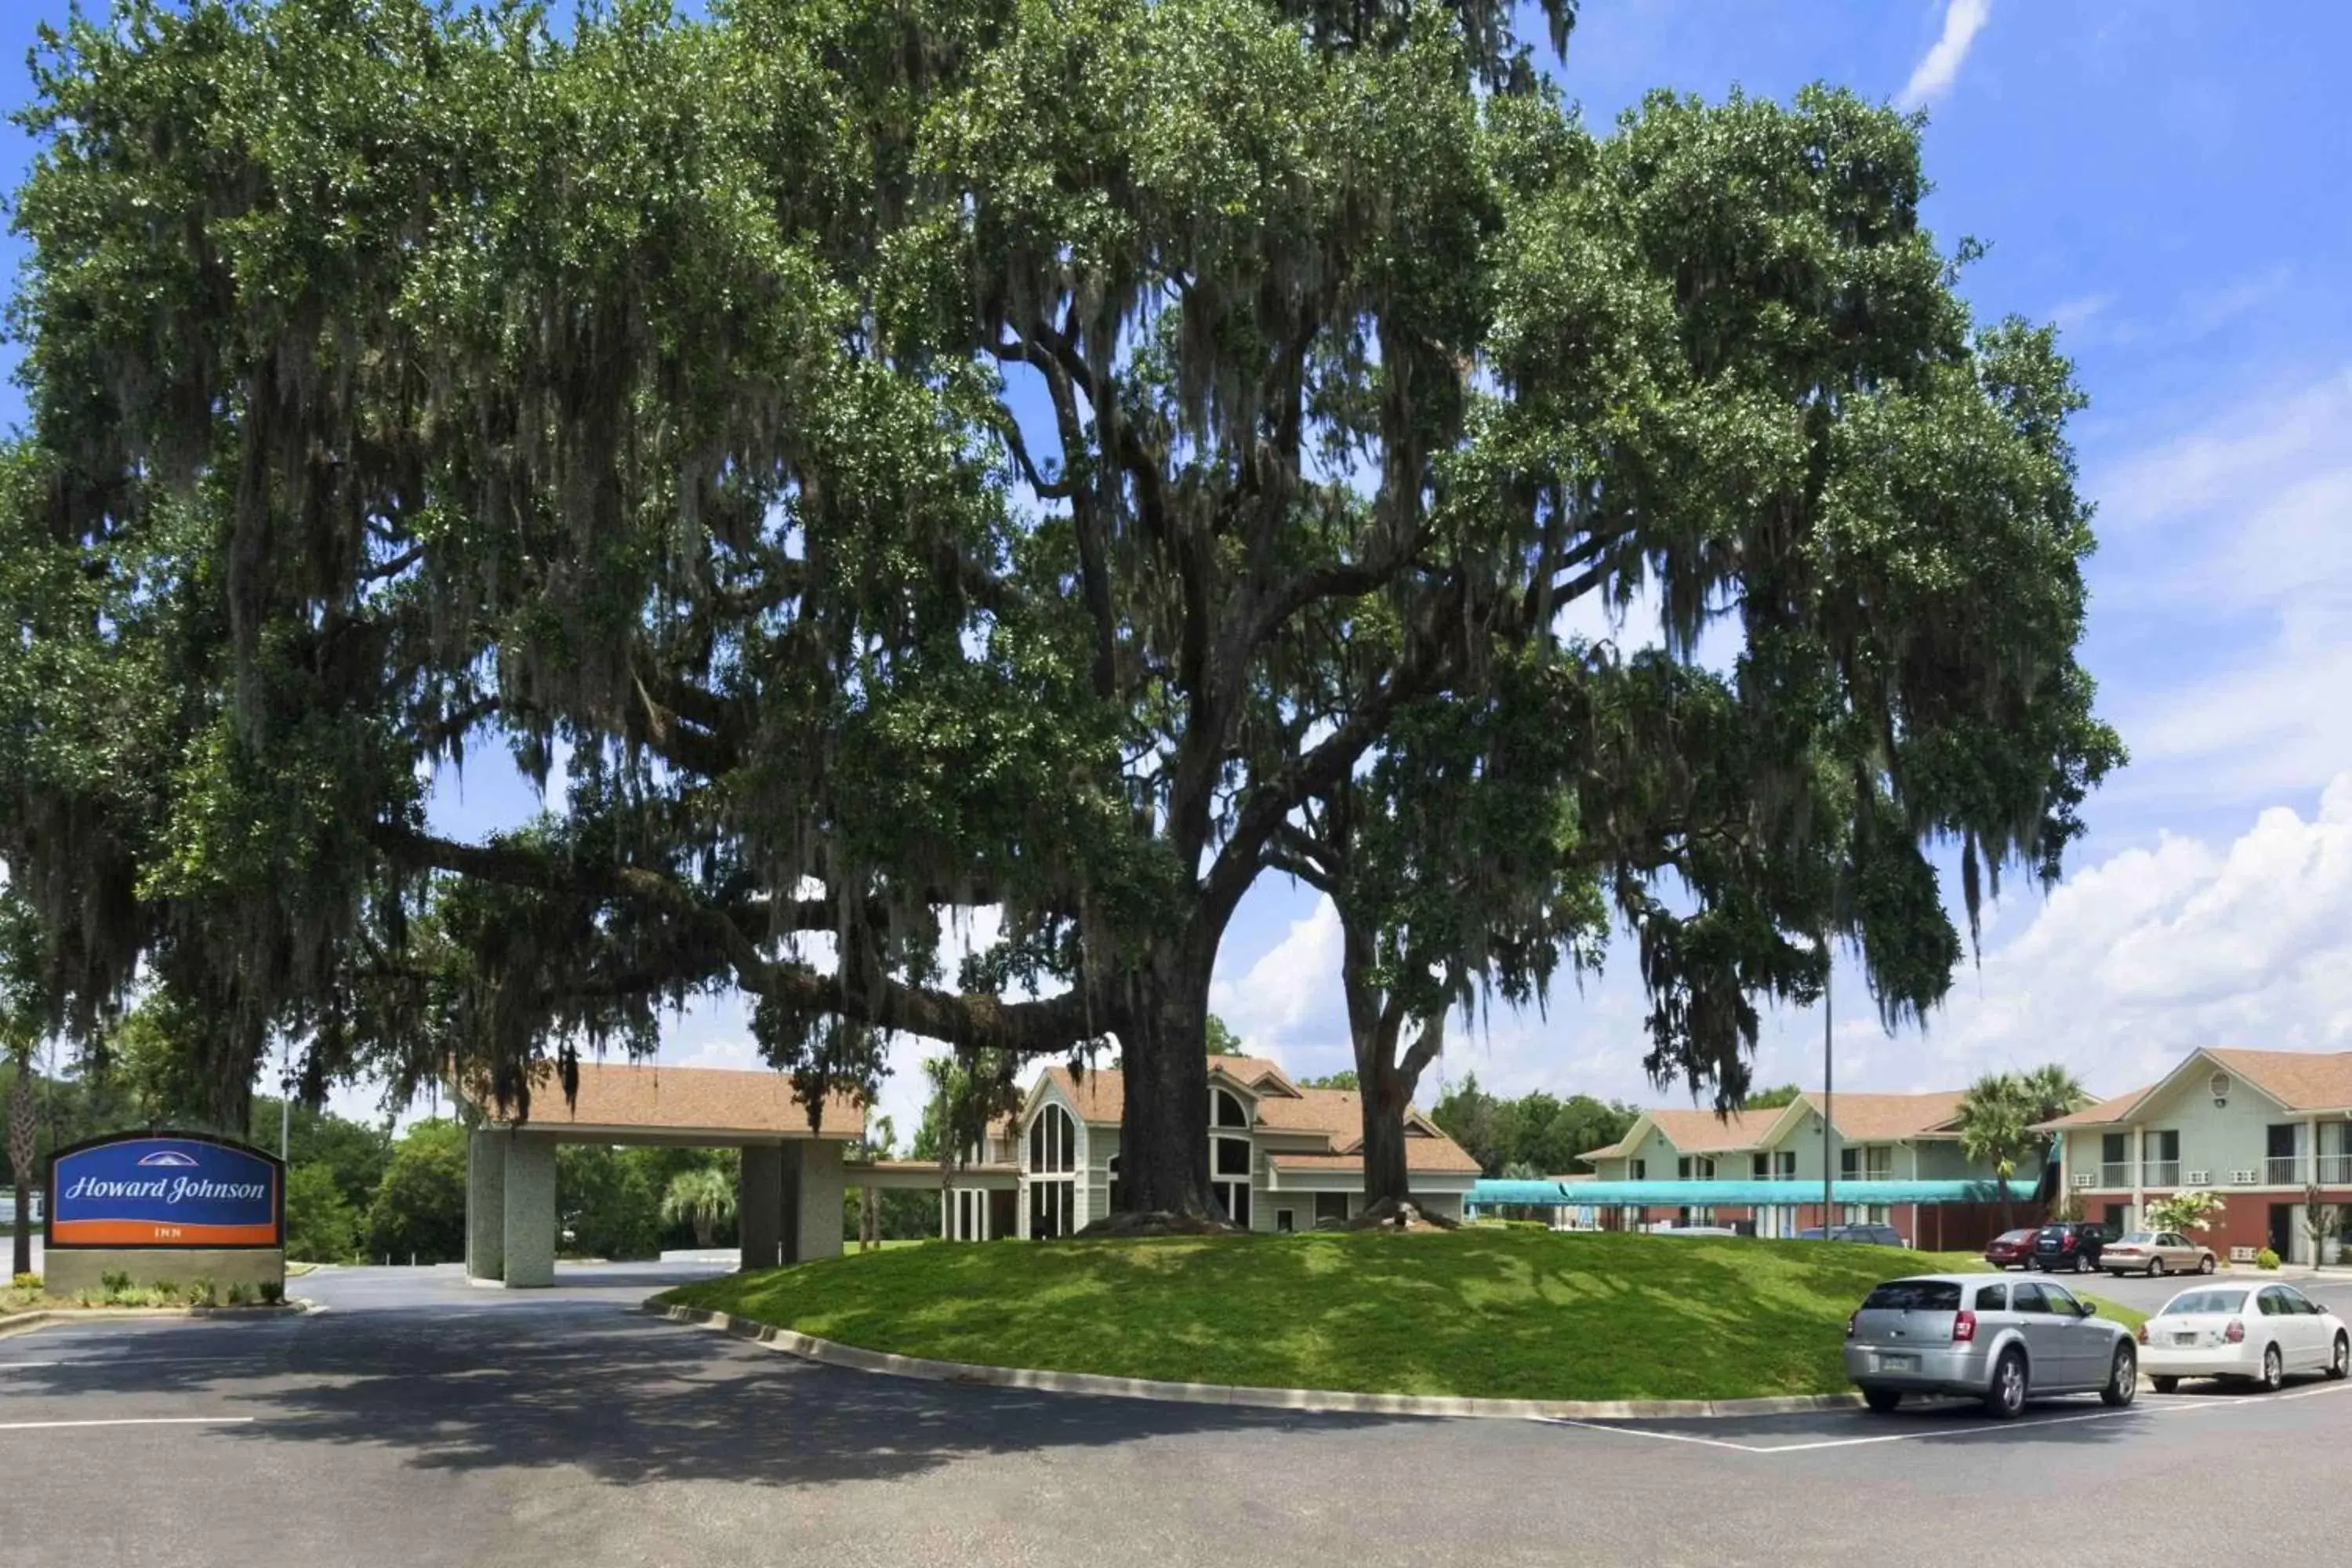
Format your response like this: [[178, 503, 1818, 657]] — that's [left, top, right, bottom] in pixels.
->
[[1792, 1090, 1968, 1142], [2040, 1048, 2352, 1131], [1585, 1089, 1974, 1160], [2204, 1048, 2352, 1112], [1581, 1108, 1766, 1161]]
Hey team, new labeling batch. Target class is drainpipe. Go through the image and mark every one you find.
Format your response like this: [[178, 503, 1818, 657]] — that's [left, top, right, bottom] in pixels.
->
[[1820, 965, 1834, 1232]]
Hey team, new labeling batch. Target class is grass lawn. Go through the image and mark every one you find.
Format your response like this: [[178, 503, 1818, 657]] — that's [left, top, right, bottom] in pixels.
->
[[662, 1229, 2147, 1403]]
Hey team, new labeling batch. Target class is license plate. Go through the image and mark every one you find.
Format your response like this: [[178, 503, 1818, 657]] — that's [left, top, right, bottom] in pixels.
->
[[2173, 1333, 2198, 1346], [1878, 1353, 1916, 1372]]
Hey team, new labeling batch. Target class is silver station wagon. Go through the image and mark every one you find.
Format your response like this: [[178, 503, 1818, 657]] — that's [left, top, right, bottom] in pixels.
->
[[1844, 1273, 2139, 1418]]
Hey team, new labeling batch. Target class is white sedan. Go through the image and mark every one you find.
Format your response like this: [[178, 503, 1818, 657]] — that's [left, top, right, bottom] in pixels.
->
[[2138, 1282, 2351, 1392]]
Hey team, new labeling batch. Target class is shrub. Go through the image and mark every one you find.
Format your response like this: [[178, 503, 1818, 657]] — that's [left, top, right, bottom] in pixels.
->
[[13, 1271, 42, 1293], [226, 1281, 251, 1306], [259, 1279, 284, 1305], [187, 1277, 218, 1306], [100, 1269, 133, 1300], [2256, 1247, 2281, 1271]]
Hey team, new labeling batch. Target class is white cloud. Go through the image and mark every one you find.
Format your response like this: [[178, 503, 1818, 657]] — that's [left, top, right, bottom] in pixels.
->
[[1897, 0, 1994, 111], [2092, 367, 2352, 803], [1428, 779, 2352, 1115], [1209, 895, 1345, 1058], [2049, 292, 2114, 336], [1882, 777, 2352, 1096]]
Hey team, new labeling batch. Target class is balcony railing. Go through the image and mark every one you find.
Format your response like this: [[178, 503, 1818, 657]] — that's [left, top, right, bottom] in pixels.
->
[[2098, 1162, 2132, 1189], [2265, 1156, 2303, 1185], [2143, 1160, 2182, 1188], [2319, 1154, 2352, 1185]]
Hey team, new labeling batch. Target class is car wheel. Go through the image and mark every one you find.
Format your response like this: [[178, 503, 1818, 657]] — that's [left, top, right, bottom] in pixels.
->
[[2151, 1375, 2180, 1394], [1862, 1388, 1902, 1414], [2260, 1344, 2285, 1392], [1984, 1348, 2029, 1420], [2100, 1342, 2138, 1407], [2330, 1334, 2350, 1382], [2199, 1255, 2216, 1275], [2150, 1258, 2165, 1277]]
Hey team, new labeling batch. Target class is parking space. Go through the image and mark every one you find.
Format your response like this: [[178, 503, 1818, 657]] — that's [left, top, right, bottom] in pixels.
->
[[7, 1264, 2352, 1566]]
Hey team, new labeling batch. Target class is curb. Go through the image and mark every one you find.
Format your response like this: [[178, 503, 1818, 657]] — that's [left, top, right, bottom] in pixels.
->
[[0, 1301, 313, 1339], [644, 1300, 1865, 1421]]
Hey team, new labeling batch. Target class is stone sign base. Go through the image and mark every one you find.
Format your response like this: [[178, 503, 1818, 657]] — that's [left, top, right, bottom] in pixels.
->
[[42, 1247, 285, 1298]]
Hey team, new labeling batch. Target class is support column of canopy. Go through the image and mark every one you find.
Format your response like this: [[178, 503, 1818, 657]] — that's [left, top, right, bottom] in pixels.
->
[[785, 1139, 845, 1265], [502, 1136, 557, 1288], [739, 1144, 784, 1271], [466, 1127, 510, 1283]]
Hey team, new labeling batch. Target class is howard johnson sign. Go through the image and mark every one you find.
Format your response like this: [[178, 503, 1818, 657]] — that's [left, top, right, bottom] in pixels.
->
[[46, 1132, 284, 1250]]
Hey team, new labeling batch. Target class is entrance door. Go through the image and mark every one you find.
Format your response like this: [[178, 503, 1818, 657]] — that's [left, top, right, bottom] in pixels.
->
[[2270, 1203, 2296, 1261]]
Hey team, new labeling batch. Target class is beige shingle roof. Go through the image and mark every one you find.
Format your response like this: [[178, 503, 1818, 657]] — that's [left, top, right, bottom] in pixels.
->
[[2041, 1086, 2154, 1130], [1269, 1144, 1482, 1175], [1798, 1091, 1967, 1141], [481, 1061, 864, 1138], [2205, 1048, 2352, 1112], [2040, 1050, 2352, 1131], [1641, 1108, 1770, 1154]]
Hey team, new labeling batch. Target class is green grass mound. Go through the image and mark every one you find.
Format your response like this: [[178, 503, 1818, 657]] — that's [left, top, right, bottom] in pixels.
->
[[662, 1230, 2147, 1403]]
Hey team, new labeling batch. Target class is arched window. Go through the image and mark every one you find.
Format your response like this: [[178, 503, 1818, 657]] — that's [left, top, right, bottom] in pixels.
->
[[1208, 1091, 1252, 1226], [1027, 1104, 1077, 1238]]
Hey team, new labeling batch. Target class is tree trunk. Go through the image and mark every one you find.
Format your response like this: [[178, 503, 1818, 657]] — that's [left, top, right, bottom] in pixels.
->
[[9, 1054, 36, 1279], [1339, 901, 1446, 1213], [1106, 939, 1218, 1223], [693, 1213, 713, 1250]]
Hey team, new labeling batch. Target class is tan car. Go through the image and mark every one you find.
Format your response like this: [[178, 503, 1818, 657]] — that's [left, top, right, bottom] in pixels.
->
[[2101, 1229, 2218, 1277]]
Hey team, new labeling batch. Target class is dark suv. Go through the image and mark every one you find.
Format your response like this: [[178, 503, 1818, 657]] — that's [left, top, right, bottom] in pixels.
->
[[2031, 1221, 2113, 1273]]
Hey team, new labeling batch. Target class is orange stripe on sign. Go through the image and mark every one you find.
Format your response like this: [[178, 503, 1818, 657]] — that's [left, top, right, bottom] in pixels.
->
[[49, 1220, 280, 1247]]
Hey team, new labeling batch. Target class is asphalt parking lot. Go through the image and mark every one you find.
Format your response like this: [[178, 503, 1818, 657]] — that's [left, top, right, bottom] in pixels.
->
[[5, 1260, 2351, 1567]]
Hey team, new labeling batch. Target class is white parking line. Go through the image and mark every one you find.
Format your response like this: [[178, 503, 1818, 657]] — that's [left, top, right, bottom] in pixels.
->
[[0, 1417, 256, 1432], [1743, 1406, 2144, 1452], [1545, 1380, 2352, 1456], [1544, 1419, 1759, 1453], [0, 1363, 60, 1371]]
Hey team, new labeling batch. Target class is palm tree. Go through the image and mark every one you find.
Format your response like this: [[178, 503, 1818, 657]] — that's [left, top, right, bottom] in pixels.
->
[[659, 1167, 737, 1250], [2017, 1064, 2089, 1127], [1956, 1073, 2037, 1231]]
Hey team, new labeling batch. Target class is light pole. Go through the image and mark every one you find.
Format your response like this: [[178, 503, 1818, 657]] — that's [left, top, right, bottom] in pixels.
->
[[279, 1040, 291, 1162], [1820, 959, 1834, 1235]]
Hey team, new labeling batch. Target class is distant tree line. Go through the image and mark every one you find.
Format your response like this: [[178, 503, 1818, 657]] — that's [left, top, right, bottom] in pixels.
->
[[1426, 1076, 1642, 1179]]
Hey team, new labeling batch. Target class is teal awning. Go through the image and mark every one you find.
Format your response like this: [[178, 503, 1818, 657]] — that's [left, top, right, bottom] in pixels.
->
[[1466, 1178, 2041, 1209]]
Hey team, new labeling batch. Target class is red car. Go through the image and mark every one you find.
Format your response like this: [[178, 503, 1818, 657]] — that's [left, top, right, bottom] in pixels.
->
[[1983, 1228, 2039, 1269]]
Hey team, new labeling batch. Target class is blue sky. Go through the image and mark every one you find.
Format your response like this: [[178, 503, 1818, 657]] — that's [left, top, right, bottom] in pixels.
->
[[5, 1, 2349, 1138]]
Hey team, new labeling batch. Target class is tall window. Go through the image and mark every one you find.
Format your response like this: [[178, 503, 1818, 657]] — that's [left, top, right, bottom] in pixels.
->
[[1210, 1088, 1252, 1226], [1027, 1104, 1077, 1239]]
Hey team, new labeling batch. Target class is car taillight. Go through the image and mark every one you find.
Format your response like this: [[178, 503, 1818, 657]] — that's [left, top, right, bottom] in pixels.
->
[[1846, 1312, 1858, 1339], [2225, 1319, 2245, 1343], [1952, 1309, 1977, 1343]]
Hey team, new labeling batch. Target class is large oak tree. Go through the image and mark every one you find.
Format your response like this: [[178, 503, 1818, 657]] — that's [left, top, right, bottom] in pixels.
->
[[0, 1, 2113, 1225]]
